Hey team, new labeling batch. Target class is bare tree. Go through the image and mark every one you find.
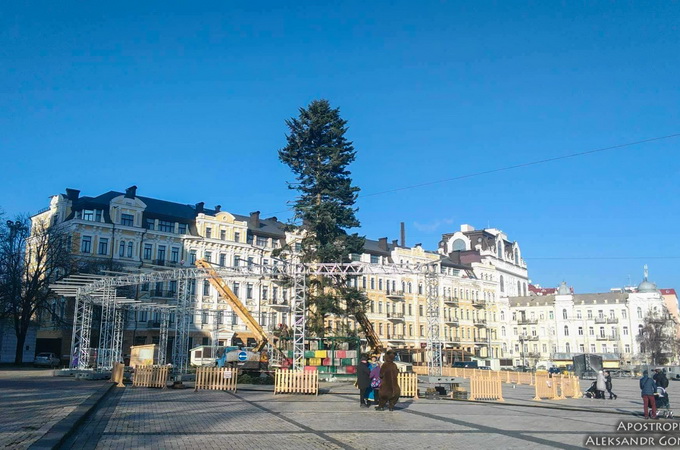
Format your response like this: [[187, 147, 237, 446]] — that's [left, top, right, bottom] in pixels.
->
[[0, 216, 74, 363], [637, 308, 677, 366]]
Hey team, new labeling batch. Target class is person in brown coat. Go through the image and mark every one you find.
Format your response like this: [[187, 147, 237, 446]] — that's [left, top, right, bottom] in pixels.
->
[[376, 350, 400, 411]]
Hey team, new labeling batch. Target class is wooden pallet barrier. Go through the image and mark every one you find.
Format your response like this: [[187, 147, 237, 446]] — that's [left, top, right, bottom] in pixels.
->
[[469, 378, 504, 401], [110, 362, 125, 387], [533, 374, 558, 400], [132, 365, 169, 388], [397, 373, 418, 398], [558, 375, 581, 399], [274, 369, 319, 395], [195, 367, 238, 392]]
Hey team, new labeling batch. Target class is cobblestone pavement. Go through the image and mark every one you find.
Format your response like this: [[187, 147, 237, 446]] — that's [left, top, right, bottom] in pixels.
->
[[0, 369, 109, 449], [61, 377, 674, 450]]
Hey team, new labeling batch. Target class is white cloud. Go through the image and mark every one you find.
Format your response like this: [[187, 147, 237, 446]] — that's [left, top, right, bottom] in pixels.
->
[[412, 218, 455, 233]]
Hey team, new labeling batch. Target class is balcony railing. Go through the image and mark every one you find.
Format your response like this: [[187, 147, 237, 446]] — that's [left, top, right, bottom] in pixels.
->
[[519, 334, 539, 341], [474, 319, 487, 327], [471, 299, 486, 308], [444, 317, 459, 325], [517, 318, 538, 325], [268, 300, 289, 309], [386, 312, 405, 320], [596, 334, 618, 341], [386, 290, 405, 300], [607, 317, 619, 324], [443, 296, 459, 306], [387, 334, 405, 340], [594, 317, 607, 324]]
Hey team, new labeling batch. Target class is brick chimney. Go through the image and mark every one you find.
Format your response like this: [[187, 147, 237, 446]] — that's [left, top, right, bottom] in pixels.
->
[[125, 185, 137, 199], [392, 239, 399, 248], [195, 202, 204, 214], [65, 188, 80, 201], [214, 205, 221, 213], [249, 211, 260, 228], [378, 237, 388, 251]]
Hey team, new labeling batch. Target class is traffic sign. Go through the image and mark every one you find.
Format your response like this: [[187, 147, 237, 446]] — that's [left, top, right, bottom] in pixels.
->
[[237, 351, 248, 362]]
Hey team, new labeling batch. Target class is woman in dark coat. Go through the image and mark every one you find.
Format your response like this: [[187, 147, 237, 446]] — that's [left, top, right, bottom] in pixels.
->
[[605, 371, 617, 400], [357, 355, 371, 407], [377, 350, 401, 411]]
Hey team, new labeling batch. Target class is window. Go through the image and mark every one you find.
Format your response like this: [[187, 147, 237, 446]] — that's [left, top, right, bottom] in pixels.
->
[[587, 310, 593, 319], [564, 326, 569, 336], [119, 241, 125, 257], [178, 223, 187, 234], [218, 254, 226, 267], [501, 326, 506, 337], [419, 326, 424, 337], [408, 324, 413, 336], [370, 255, 379, 264], [127, 242, 133, 258], [562, 309, 568, 319], [378, 279, 383, 291], [157, 245, 166, 262], [590, 344, 596, 353], [578, 327, 583, 335], [205, 227, 212, 238], [256, 236, 268, 247], [579, 344, 585, 352], [115, 214, 132, 228], [82, 210, 94, 221], [589, 327, 594, 336], [159, 220, 174, 232], [247, 257, 253, 267], [609, 310, 615, 319], [146, 218, 155, 230], [98, 238, 109, 255], [379, 323, 383, 335], [637, 307, 642, 319], [599, 327, 605, 338], [419, 305, 423, 316], [408, 304, 412, 316], [370, 278, 375, 290], [143, 244, 152, 260], [171, 247, 179, 263], [233, 282, 240, 297], [246, 283, 253, 299], [220, 230, 226, 240], [623, 326, 628, 336], [370, 302, 374, 313], [549, 311, 554, 320], [378, 302, 382, 314], [500, 275, 504, 293], [189, 250, 197, 264], [625, 344, 630, 353], [234, 232, 240, 242], [203, 280, 210, 296], [622, 309, 627, 319], [81, 236, 92, 253], [234, 255, 241, 267], [565, 343, 570, 353], [204, 251, 211, 262], [576, 310, 582, 319], [169, 280, 177, 294]]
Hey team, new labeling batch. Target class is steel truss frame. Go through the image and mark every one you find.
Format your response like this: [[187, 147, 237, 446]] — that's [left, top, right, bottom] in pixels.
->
[[56, 260, 454, 375]]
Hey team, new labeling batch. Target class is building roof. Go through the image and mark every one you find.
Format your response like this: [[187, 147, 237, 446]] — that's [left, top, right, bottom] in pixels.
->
[[660, 289, 677, 296], [508, 292, 628, 307]]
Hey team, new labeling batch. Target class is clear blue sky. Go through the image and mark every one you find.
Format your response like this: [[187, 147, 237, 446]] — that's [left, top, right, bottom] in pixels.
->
[[2, 1, 679, 293]]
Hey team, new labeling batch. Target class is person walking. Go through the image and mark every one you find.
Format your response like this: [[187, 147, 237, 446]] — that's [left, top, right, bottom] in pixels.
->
[[596, 371, 606, 400], [357, 354, 371, 408], [368, 358, 381, 407], [640, 370, 658, 419], [376, 350, 401, 411], [605, 371, 617, 400]]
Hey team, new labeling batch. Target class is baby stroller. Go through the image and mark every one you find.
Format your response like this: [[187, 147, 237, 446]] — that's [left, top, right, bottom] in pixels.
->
[[656, 387, 674, 419], [584, 381, 598, 398]]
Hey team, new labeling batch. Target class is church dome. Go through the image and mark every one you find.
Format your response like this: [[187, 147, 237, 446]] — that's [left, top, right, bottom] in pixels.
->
[[637, 280, 658, 293], [557, 281, 571, 295]]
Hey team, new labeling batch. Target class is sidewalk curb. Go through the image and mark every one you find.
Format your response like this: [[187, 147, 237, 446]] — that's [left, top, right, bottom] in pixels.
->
[[448, 397, 640, 416], [28, 382, 117, 449]]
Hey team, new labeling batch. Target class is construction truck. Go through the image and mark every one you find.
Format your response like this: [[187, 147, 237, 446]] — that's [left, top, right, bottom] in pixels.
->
[[354, 309, 413, 373], [196, 259, 282, 372]]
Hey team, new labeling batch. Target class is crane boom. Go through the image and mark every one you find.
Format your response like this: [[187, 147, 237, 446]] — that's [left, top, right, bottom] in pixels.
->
[[196, 259, 269, 352], [354, 310, 384, 355]]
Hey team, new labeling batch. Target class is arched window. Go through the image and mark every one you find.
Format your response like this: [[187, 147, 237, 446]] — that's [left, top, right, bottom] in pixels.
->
[[501, 326, 506, 337], [563, 309, 568, 319], [517, 281, 521, 295], [500, 275, 505, 293], [119, 241, 125, 257], [637, 307, 642, 319], [497, 243, 503, 259], [452, 239, 466, 251], [565, 342, 571, 353], [514, 248, 519, 264], [638, 324, 644, 335], [500, 311, 505, 321], [127, 242, 133, 258], [564, 325, 569, 336]]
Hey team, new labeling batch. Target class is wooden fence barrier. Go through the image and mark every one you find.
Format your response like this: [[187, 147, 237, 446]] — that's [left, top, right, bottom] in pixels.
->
[[533, 374, 558, 400], [469, 378, 504, 401], [412, 366, 428, 375], [557, 375, 581, 399], [274, 369, 319, 395], [110, 362, 125, 387], [397, 373, 419, 398], [132, 365, 169, 388], [195, 367, 238, 392]]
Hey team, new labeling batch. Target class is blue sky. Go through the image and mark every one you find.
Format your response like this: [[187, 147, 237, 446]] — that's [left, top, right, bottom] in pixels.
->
[[1, 1, 679, 293]]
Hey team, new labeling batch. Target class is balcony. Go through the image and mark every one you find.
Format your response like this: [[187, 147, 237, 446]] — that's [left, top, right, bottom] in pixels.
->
[[444, 317, 459, 326], [386, 290, 405, 300], [387, 334, 405, 342], [594, 317, 607, 324], [386, 311, 405, 321], [517, 318, 538, 325], [474, 319, 487, 327], [268, 300, 289, 310], [607, 317, 619, 324], [596, 334, 618, 341], [519, 334, 539, 341], [471, 299, 486, 308], [443, 296, 459, 307]]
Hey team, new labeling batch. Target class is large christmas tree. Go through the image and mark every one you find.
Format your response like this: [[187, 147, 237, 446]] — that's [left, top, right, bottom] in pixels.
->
[[278, 99, 366, 337]]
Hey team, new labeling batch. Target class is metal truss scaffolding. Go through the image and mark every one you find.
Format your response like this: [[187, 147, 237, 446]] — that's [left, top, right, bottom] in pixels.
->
[[70, 292, 93, 369], [291, 261, 307, 371], [158, 307, 170, 366], [96, 286, 116, 370], [172, 276, 192, 374], [425, 270, 443, 376], [111, 306, 126, 365]]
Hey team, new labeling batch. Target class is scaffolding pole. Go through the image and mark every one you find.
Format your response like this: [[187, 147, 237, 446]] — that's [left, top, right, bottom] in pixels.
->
[[426, 270, 443, 376], [291, 260, 306, 371], [96, 286, 116, 370], [158, 308, 170, 366], [111, 306, 125, 365], [70, 292, 94, 369], [172, 277, 192, 374]]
